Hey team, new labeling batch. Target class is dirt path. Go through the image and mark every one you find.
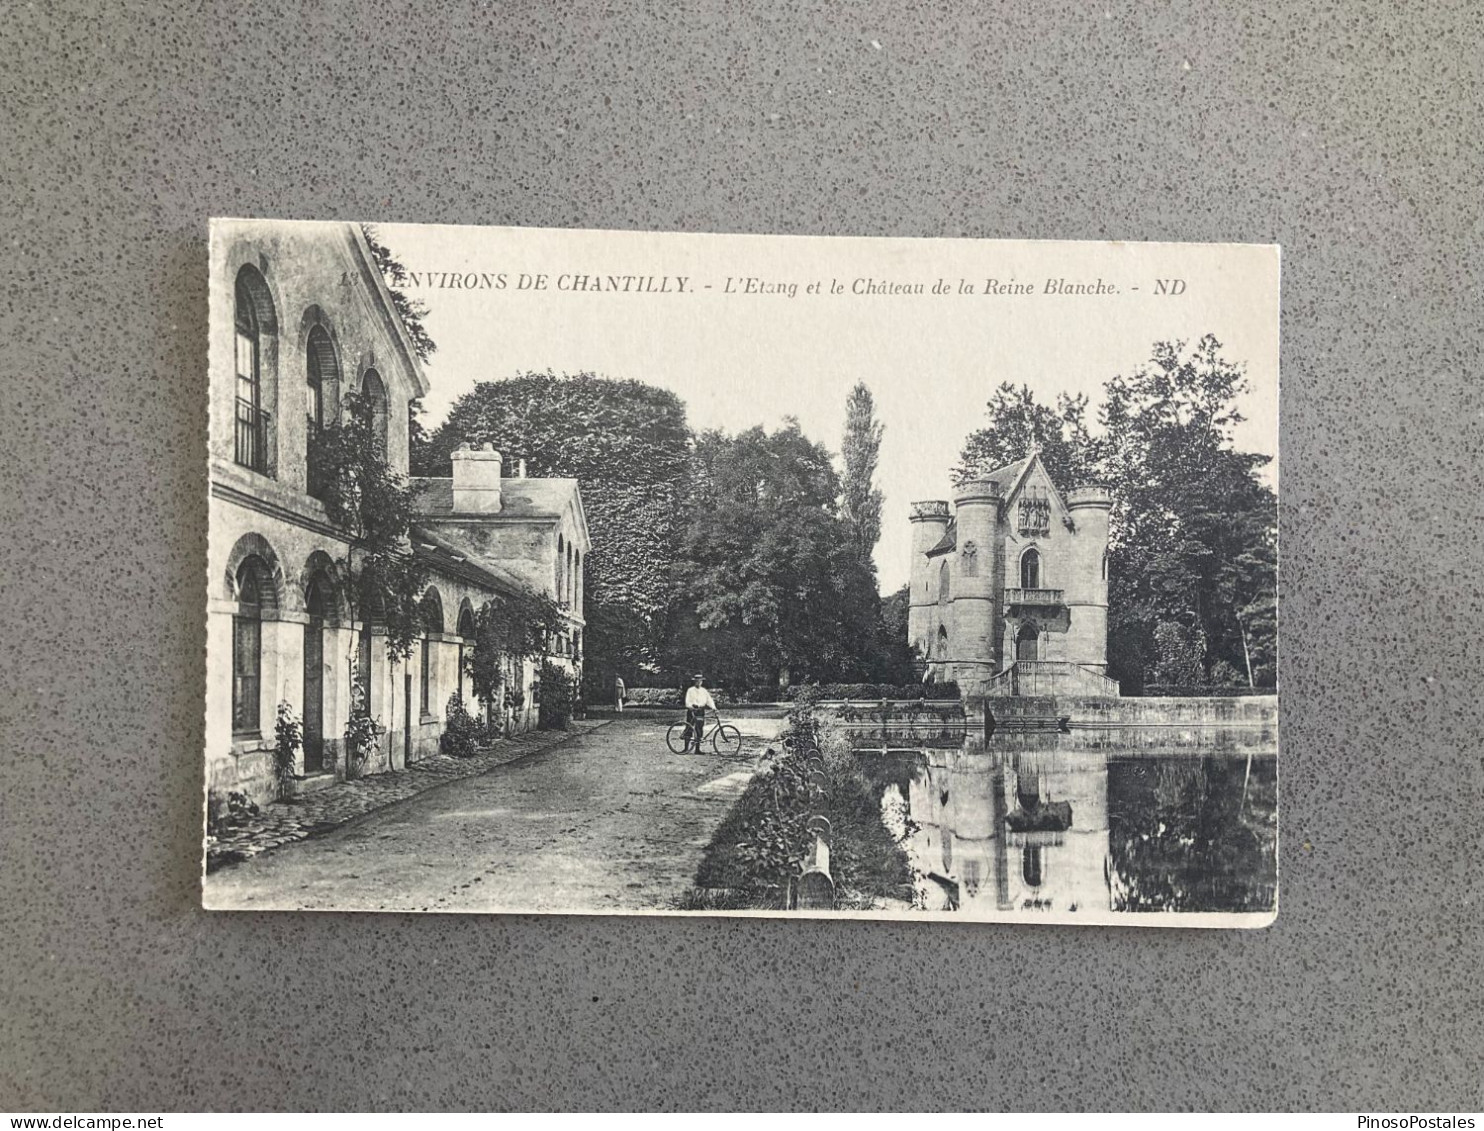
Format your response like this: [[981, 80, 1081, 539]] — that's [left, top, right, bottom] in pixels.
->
[[202, 715, 778, 913]]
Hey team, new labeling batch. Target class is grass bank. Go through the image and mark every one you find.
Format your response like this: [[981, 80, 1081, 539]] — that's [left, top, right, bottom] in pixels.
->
[[678, 696, 913, 911]]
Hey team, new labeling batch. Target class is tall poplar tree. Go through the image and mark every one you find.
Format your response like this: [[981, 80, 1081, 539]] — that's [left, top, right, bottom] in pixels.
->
[[840, 382, 885, 565]]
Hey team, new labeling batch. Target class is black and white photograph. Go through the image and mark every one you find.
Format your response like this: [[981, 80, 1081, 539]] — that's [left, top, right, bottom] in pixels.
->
[[202, 219, 1279, 925]]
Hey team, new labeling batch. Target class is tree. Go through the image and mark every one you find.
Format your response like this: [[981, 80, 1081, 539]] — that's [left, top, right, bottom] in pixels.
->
[[310, 389, 427, 661], [669, 421, 883, 689], [362, 224, 437, 364], [1100, 336, 1276, 686], [841, 382, 885, 564], [955, 382, 1097, 488], [954, 337, 1278, 691], [427, 372, 693, 686]]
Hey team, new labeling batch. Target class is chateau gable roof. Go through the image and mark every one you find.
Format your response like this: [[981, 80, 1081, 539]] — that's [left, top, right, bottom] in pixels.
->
[[922, 451, 1078, 558]]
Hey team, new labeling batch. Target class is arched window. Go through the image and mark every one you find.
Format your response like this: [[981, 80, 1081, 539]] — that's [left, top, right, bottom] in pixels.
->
[[419, 590, 443, 717], [302, 571, 334, 773], [573, 549, 581, 611], [556, 534, 565, 603], [234, 269, 273, 473], [1022, 845, 1043, 888], [936, 624, 948, 659], [232, 556, 270, 734], [362, 369, 388, 461], [305, 326, 337, 498], [1101, 550, 1109, 582], [937, 560, 951, 606], [1020, 548, 1042, 590], [567, 542, 575, 607]]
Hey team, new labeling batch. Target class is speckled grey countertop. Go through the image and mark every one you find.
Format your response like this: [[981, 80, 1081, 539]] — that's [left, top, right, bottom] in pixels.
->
[[3, 0, 1481, 1112]]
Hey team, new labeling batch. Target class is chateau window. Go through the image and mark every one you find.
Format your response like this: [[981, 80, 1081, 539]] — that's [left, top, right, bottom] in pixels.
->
[[1101, 550, 1109, 581], [961, 540, 978, 577], [362, 369, 388, 462], [936, 624, 948, 658], [231, 557, 268, 734], [556, 534, 565, 602], [1021, 549, 1042, 589], [305, 326, 336, 498], [937, 561, 951, 606], [233, 272, 271, 474]]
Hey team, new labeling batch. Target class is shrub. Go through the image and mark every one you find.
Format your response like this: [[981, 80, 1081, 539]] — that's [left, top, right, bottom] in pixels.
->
[[783, 681, 959, 701], [273, 701, 303, 798], [440, 692, 481, 757], [538, 661, 576, 730], [205, 790, 260, 839]]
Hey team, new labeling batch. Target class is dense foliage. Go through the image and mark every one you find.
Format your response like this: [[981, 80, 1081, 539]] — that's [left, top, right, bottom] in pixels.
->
[[955, 336, 1277, 690], [537, 661, 576, 730], [425, 372, 690, 691], [665, 421, 890, 689]]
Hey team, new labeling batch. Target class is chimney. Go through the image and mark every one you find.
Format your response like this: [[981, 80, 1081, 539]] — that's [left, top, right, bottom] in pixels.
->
[[450, 442, 503, 513]]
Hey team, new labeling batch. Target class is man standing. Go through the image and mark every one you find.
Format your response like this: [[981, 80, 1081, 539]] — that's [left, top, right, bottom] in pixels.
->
[[683, 673, 716, 754]]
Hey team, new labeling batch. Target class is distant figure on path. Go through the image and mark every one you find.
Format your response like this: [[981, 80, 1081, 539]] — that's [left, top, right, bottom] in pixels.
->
[[683, 673, 716, 754], [615, 675, 626, 713]]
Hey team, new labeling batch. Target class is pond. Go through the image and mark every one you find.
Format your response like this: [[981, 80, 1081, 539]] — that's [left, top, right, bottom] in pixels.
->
[[854, 723, 1278, 924]]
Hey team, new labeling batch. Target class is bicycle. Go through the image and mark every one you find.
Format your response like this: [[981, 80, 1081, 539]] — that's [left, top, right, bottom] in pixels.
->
[[666, 710, 743, 756]]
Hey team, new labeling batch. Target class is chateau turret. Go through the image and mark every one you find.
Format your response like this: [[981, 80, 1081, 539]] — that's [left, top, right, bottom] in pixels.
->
[[907, 501, 950, 664], [950, 479, 1002, 695], [1064, 486, 1112, 675]]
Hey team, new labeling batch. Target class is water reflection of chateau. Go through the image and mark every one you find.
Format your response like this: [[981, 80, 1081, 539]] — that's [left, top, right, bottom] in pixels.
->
[[901, 736, 1111, 914]]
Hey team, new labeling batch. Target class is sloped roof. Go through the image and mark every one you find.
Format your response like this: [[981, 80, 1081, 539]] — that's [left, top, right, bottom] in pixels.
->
[[981, 455, 1034, 497], [410, 523, 529, 597], [926, 519, 958, 557]]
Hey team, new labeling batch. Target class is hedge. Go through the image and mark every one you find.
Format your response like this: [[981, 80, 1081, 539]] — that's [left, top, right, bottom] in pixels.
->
[[617, 681, 960, 706], [786, 682, 960, 701]]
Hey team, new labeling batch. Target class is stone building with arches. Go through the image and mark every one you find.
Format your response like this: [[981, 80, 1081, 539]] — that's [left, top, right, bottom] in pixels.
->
[[907, 450, 1117, 698], [207, 220, 586, 807]]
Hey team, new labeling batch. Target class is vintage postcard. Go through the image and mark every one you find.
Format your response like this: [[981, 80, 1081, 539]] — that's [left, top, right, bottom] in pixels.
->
[[202, 220, 1279, 926]]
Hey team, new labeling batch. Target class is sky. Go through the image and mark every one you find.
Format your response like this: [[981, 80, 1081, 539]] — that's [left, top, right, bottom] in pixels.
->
[[380, 223, 1280, 593]]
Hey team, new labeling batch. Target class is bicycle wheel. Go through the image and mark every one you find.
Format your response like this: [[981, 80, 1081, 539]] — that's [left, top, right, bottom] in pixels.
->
[[666, 721, 691, 754], [712, 724, 743, 756]]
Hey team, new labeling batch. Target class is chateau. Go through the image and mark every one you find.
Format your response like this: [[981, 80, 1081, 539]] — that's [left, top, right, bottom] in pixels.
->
[[206, 220, 586, 807], [908, 451, 1117, 698]]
